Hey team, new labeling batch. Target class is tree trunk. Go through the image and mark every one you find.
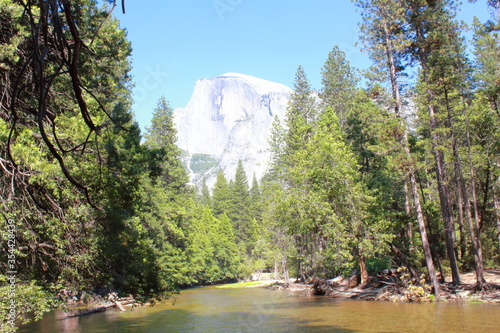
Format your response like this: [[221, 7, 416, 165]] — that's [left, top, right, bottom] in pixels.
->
[[282, 254, 290, 287], [453, 135, 486, 286], [494, 192, 500, 256], [404, 181, 414, 248], [442, 84, 486, 286], [431, 129, 461, 285], [419, 63, 461, 285], [462, 99, 487, 287], [456, 184, 466, 260], [406, 4, 463, 286], [299, 243, 306, 283], [359, 253, 369, 286], [410, 170, 440, 296], [422, 208, 446, 284], [64, 299, 134, 318]]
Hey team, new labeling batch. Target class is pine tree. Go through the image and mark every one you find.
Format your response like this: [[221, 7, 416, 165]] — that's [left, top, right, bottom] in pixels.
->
[[471, 17, 500, 266], [405, 0, 472, 286], [213, 213, 240, 279], [200, 179, 212, 207], [144, 97, 189, 189], [320, 46, 359, 126], [229, 160, 256, 256], [268, 116, 287, 179], [186, 206, 219, 284], [212, 169, 231, 217], [355, 0, 441, 294], [250, 175, 263, 222], [284, 66, 318, 158], [134, 96, 199, 291]]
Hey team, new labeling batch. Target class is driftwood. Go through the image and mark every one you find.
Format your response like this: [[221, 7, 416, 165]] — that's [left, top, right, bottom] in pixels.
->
[[482, 292, 500, 301], [61, 296, 137, 319]]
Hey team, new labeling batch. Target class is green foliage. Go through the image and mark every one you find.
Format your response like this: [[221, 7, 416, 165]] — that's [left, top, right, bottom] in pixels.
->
[[0, 276, 60, 333], [266, 102, 393, 280], [0, 0, 28, 70], [249, 175, 264, 223], [1, 1, 154, 326], [144, 97, 189, 189], [366, 256, 391, 274], [185, 207, 239, 284], [199, 180, 212, 207]]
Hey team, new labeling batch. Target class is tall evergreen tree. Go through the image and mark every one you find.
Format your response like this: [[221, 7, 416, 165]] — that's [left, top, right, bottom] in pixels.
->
[[471, 17, 500, 262], [212, 169, 231, 217], [404, 0, 472, 286], [213, 213, 240, 280], [284, 66, 318, 159], [135, 96, 196, 291], [268, 116, 287, 180], [320, 46, 359, 126], [249, 175, 263, 222], [229, 160, 256, 256], [144, 97, 189, 189], [200, 179, 212, 207], [355, 0, 440, 294]]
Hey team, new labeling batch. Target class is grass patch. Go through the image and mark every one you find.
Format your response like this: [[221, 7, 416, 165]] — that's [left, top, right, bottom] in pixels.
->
[[215, 281, 263, 289]]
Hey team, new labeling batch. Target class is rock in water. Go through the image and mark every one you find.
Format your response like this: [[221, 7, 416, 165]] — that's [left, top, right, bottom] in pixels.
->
[[174, 73, 291, 188]]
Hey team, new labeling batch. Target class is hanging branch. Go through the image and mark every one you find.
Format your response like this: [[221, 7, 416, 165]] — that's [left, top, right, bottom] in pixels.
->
[[61, 0, 96, 133], [34, 42, 100, 210]]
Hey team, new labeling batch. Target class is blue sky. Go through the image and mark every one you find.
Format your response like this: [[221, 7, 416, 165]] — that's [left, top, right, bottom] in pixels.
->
[[114, 0, 493, 132]]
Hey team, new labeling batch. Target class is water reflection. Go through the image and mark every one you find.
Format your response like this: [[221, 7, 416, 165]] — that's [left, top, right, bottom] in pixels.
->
[[18, 286, 500, 333]]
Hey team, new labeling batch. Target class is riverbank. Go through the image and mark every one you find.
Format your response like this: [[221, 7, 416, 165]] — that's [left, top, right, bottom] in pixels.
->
[[268, 268, 500, 303]]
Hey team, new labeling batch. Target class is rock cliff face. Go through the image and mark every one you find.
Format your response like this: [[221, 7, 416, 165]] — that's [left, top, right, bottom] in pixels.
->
[[174, 73, 291, 188]]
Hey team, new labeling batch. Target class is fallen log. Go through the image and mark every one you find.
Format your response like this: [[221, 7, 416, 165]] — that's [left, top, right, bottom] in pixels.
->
[[61, 298, 136, 319], [114, 300, 126, 312]]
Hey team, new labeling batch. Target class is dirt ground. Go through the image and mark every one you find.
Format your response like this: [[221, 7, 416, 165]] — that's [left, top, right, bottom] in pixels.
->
[[454, 268, 500, 284]]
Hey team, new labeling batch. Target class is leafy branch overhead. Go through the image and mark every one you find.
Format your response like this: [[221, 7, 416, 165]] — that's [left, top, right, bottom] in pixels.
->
[[2, 0, 130, 210]]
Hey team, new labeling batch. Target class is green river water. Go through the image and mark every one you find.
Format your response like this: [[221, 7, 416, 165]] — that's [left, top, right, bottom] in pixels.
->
[[18, 285, 500, 332]]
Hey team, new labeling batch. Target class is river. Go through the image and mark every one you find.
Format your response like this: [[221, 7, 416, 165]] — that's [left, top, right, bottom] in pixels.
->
[[18, 285, 500, 332]]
